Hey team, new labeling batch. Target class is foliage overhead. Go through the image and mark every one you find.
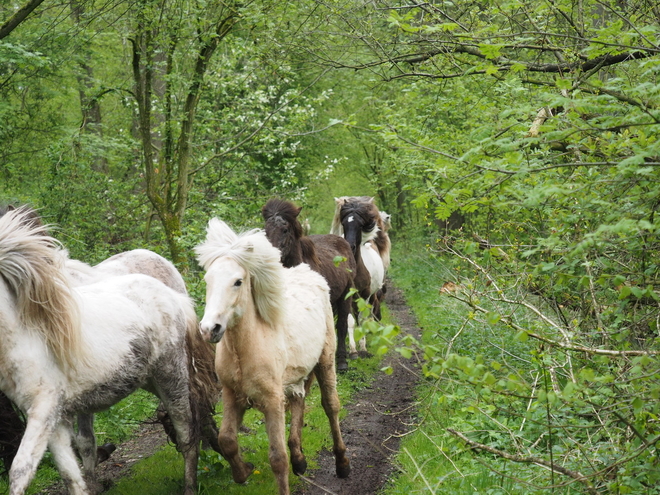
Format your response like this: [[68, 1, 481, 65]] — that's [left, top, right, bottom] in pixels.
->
[[2, 0, 660, 492]]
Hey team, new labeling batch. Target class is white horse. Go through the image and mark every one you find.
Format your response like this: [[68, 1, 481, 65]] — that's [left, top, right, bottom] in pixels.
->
[[0, 208, 200, 495], [64, 249, 220, 487], [195, 218, 350, 495]]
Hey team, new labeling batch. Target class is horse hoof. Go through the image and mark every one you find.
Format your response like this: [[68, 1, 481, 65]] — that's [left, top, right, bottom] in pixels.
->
[[337, 360, 349, 373], [336, 458, 351, 478], [97, 443, 116, 463], [292, 457, 307, 475], [349, 352, 359, 360], [233, 462, 255, 484]]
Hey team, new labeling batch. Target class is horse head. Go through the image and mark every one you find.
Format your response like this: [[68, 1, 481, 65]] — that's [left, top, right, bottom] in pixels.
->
[[198, 256, 249, 343], [334, 197, 380, 256], [379, 211, 392, 232], [196, 219, 285, 341], [262, 199, 303, 264]]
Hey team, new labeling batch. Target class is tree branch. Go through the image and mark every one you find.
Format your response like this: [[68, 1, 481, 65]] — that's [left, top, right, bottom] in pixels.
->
[[447, 428, 599, 494], [0, 0, 45, 40]]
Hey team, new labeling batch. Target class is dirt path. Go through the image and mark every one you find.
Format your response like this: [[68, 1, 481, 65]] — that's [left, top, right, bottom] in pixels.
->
[[295, 283, 422, 495], [42, 282, 421, 494]]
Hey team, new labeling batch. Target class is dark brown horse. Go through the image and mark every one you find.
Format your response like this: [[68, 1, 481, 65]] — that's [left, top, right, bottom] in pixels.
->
[[262, 198, 369, 371], [330, 196, 386, 319]]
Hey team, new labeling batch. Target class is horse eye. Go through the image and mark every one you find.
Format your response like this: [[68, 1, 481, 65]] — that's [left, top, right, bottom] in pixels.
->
[[234, 279, 243, 287]]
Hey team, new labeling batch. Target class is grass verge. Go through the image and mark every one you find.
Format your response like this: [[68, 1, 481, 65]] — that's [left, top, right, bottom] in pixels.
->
[[381, 234, 580, 495]]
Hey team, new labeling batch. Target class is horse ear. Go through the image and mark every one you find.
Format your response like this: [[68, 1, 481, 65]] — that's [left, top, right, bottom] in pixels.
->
[[295, 206, 302, 217]]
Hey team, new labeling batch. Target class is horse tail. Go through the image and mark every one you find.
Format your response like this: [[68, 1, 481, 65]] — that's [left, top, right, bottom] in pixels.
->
[[184, 307, 221, 452], [0, 207, 82, 371]]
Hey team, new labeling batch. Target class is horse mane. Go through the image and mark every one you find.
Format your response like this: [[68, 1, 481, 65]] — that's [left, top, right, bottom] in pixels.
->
[[195, 218, 285, 328], [373, 212, 392, 262], [330, 196, 380, 243], [183, 298, 220, 448], [262, 198, 321, 268], [0, 207, 83, 371], [300, 236, 321, 268]]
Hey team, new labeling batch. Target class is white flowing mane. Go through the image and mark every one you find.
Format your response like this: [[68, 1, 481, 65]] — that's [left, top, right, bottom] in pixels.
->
[[0, 207, 82, 370], [195, 218, 285, 327]]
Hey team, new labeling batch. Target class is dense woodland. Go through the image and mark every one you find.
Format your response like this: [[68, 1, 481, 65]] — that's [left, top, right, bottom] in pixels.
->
[[2, 0, 660, 493]]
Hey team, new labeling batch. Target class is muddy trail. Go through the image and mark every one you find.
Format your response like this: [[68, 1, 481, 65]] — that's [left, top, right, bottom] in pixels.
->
[[42, 282, 422, 495], [295, 283, 421, 495]]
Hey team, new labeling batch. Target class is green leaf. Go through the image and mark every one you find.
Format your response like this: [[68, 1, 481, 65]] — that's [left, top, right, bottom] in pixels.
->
[[486, 312, 501, 325], [555, 78, 572, 90], [397, 347, 413, 359]]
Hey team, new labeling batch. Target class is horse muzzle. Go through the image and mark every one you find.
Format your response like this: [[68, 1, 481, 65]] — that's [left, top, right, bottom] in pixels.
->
[[210, 323, 225, 343], [199, 321, 225, 343]]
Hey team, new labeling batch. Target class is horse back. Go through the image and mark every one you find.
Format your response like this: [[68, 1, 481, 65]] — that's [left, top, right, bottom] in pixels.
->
[[281, 264, 334, 388], [307, 235, 356, 302], [94, 249, 187, 294]]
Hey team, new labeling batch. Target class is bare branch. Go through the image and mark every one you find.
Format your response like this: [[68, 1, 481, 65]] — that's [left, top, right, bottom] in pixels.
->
[[0, 0, 46, 40], [447, 428, 599, 495]]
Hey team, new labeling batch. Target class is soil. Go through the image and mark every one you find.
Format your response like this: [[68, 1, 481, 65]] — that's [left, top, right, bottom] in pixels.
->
[[294, 282, 422, 495], [42, 282, 422, 495]]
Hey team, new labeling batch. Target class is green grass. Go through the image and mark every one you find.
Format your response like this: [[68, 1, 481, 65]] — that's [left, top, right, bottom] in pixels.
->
[[103, 354, 382, 495], [0, 353, 382, 495], [381, 234, 580, 495]]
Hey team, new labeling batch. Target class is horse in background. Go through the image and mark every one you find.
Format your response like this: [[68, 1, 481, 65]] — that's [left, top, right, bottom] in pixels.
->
[[331, 197, 391, 357], [262, 198, 357, 371], [196, 218, 350, 495], [0, 207, 201, 494]]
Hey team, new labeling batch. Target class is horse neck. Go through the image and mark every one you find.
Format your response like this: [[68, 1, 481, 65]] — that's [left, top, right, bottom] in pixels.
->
[[282, 240, 304, 268], [352, 244, 372, 299], [225, 296, 274, 354], [373, 231, 391, 262]]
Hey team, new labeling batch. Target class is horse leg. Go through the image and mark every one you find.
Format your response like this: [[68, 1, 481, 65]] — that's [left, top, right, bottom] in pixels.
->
[[335, 294, 351, 371], [287, 377, 314, 476], [314, 354, 350, 479], [9, 395, 61, 495], [151, 369, 198, 495], [49, 418, 88, 495], [359, 335, 368, 354], [347, 313, 358, 359], [261, 392, 289, 495], [371, 291, 382, 321], [217, 386, 253, 484], [75, 413, 97, 483], [76, 412, 115, 495]]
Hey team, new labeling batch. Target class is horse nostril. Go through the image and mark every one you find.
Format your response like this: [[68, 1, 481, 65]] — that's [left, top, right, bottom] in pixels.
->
[[210, 323, 224, 343]]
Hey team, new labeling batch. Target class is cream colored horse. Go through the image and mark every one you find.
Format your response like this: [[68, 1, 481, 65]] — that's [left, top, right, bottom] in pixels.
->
[[196, 218, 350, 495]]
